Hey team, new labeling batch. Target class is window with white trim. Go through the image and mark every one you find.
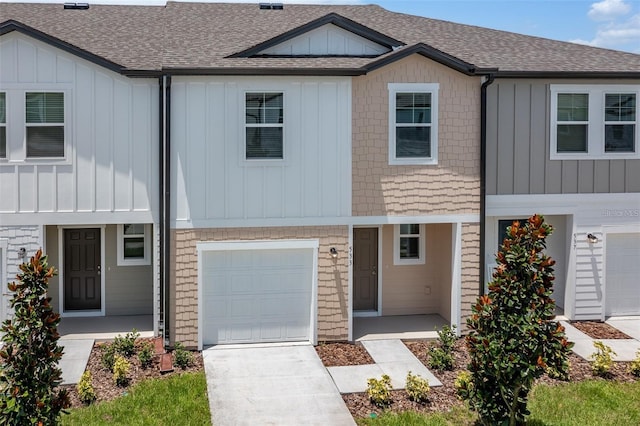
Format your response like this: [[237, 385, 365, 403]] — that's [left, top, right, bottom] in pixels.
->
[[393, 224, 425, 265], [117, 224, 151, 266], [550, 85, 639, 160], [245, 92, 283, 159], [388, 83, 439, 165], [25, 92, 65, 158], [0, 92, 5, 159]]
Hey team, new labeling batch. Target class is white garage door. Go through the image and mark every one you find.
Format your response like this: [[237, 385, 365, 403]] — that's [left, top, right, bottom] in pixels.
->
[[201, 246, 315, 345], [606, 233, 640, 317]]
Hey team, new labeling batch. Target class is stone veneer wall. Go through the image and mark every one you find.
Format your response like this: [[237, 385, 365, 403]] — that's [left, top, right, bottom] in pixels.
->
[[171, 226, 349, 348], [352, 54, 481, 217], [460, 222, 481, 329]]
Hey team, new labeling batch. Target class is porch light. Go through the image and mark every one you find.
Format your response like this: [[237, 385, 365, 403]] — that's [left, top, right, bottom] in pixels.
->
[[18, 247, 26, 259], [587, 233, 598, 244], [329, 247, 338, 258]]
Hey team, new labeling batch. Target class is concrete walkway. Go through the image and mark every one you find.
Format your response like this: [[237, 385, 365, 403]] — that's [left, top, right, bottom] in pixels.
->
[[58, 338, 94, 385], [327, 339, 441, 393], [561, 320, 640, 361], [203, 343, 355, 426]]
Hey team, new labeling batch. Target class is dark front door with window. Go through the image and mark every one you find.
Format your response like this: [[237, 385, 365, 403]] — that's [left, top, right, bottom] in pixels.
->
[[64, 228, 101, 311], [354, 228, 378, 311]]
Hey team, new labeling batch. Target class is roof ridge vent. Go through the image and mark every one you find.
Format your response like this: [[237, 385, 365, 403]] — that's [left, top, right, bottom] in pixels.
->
[[259, 3, 283, 10], [64, 3, 90, 10]]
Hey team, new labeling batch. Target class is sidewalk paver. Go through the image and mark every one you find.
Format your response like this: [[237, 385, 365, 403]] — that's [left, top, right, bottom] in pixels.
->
[[58, 338, 94, 385], [607, 317, 640, 341], [562, 320, 640, 361]]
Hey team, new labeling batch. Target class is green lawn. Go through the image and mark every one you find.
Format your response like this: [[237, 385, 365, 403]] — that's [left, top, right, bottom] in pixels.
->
[[62, 372, 211, 426], [358, 380, 640, 426]]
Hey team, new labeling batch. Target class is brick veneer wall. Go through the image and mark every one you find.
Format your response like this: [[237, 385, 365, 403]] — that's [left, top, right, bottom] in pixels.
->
[[352, 54, 481, 217], [171, 226, 349, 347]]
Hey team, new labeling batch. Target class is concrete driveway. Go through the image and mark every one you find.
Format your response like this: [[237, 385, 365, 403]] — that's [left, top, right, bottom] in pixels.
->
[[203, 343, 355, 426]]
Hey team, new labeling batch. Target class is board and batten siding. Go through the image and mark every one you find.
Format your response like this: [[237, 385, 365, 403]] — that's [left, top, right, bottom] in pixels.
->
[[171, 76, 352, 227], [486, 79, 640, 196], [0, 33, 158, 223]]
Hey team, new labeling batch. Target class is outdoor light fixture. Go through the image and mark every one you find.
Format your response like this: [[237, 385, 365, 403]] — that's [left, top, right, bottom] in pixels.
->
[[587, 233, 598, 244], [330, 247, 338, 258], [18, 247, 26, 259]]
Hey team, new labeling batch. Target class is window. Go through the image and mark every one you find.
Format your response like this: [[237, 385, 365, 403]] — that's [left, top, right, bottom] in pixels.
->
[[245, 92, 283, 159], [393, 224, 425, 265], [117, 224, 150, 266], [551, 85, 639, 160], [0, 92, 5, 158], [25, 92, 65, 158], [388, 83, 439, 165]]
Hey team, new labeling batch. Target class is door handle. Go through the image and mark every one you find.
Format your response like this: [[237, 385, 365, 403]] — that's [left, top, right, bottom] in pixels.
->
[[372, 267, 377, 276], [97, 265, 101, 276]]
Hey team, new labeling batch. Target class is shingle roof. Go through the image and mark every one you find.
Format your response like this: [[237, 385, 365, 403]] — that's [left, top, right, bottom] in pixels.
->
[[2, 1, 639, 76]]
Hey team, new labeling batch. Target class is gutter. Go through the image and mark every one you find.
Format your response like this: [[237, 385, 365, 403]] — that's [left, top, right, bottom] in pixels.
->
[[479, 73, 495, 297], [159, 74, 172, 348]]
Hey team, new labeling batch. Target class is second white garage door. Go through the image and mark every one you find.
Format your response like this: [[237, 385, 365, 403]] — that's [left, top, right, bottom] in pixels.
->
[[200, 242, 316, 346], [605, 233, 640, 317]]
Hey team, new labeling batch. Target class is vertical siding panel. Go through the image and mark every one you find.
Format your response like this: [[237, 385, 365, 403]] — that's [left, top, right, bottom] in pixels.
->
[[561, 161, 578, 193], [594, 161, 610, 193], [496, 83, 515, 194], [36, 47, 56, 83], [132, 84, 151, 212], [0, 39, 17, 83], [18, 166, 35, 212], [513, 84, 531, 194], [113, 80, 131, 211], [75, 64, 94, 211], [609, 160, 626, 193], [244, 167, 264, 218], [529, 84, 547, 194], [625, 159, 640, 192], [206, 83, 226, 219], [485, 84, 499, 195], [224, 82, 243, 219], [95, 72, 113, 212], [339, 80, 351, 216], [186, 83, 206, 220], [302, 83, 320, 216], [37, 166, 55, 211], [320, 82, 337, 216], [55, 55, 74, 83], [284, 82, 302, 218], [172, 83, 189, 221], [17, 39, 36, 83], [0, 167, 17, 212], [264, 167, 283, 217], [578, 161, 594, 193]]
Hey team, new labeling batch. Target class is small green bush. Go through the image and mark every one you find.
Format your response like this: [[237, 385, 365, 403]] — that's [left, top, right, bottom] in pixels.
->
[[428, 346, 455, 371], [77, 371, 96, 404], [113, 329, 139, 357], [113, 355, 130, 387], [591, 341, 616, 376], [173, 342, 194, 369], [101, 343, 116, 372], [138, 341, 155, 369], [405, 371, 430, 402], [629, 350, 640, 377], [454, 371, 473, 399], [366, 374, 392, 407], [437, 324, 457, 353]]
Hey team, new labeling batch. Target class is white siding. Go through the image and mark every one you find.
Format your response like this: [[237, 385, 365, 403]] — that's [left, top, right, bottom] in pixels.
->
[[171, 76, 352, 227], [260, 24, 390, 56], [0, 33, 158, 224], [573, 229, 604, 320]]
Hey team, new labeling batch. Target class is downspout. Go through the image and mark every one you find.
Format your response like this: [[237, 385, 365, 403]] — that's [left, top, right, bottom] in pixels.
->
[[480, 73, 495, 296], [160, 74, 172, 348], [158, 76, 164, 344]]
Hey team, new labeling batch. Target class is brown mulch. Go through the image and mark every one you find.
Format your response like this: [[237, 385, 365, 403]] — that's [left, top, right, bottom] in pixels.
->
[[62, 338, 203, 408], [316, 337, 638, 420], [315, 342, 374, 366], [571, 321, 632, 339]]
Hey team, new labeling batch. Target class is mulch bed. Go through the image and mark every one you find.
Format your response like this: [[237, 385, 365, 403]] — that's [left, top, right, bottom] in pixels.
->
[[315, 342, 374, 366], [315, 337, 638, 420], [571, 321, 632, 339], [62, 338, 203, 408]]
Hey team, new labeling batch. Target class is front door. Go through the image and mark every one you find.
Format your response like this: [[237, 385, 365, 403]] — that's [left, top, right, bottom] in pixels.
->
[[354, 228, 378, 311], [64, 228, 101, 311]]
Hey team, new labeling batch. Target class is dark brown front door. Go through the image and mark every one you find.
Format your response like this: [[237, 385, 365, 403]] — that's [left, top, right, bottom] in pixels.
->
[[64, 228, 101, 311], [354, 228, 378, 311]]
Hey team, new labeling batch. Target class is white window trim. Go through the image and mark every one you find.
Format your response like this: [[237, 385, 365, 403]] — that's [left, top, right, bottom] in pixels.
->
[[117, 224, 151, 266], [388, 83, 439, 165], [550, 84, 640, 160], [243, 91, 285, 163], [393, 224, 426, 265]]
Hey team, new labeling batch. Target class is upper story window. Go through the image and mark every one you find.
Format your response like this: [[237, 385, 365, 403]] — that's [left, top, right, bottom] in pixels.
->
[[388, 83, 439, 165], [0, 92, 5, 159], [393, 224, 425, 265], [245, 92, 283, 160], [550, 85, 639, 160], [26, 92, 65, 158], [117, 224, 151, 266]]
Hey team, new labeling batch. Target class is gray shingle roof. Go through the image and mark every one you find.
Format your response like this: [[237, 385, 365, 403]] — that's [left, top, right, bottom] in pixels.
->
[[2, 1, 639, 75]]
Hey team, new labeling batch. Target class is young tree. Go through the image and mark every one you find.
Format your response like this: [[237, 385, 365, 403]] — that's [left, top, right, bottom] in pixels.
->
[[0, 249, 70, 425], [457, 215, 573, 426]]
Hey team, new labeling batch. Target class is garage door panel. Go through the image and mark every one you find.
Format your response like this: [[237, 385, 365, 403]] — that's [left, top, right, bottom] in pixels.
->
[[606, 233, 640, 317]]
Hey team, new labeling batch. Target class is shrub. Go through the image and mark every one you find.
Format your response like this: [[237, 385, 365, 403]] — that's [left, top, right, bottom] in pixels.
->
[[113, 355, 130, 387], [405, 371, 429, 402], [629, 350, 640, 377], [0, 249, 70, 425], [454, 371, 473, 399], [173, 342, 194, 369], [101, 343, 117, 372], [138, 341, 155, 369], [590, 341, 616, 376], [113, 329, 139, 357], [77, 371, 96, 404], [427, 325, 457, 371], [437, 324, 457, 353], [462, 215, 573, 426], [366, 374, 392, 407]]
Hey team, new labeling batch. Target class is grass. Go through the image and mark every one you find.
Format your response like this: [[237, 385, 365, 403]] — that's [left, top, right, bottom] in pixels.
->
[[357, 380, 640, 426], [62, 372, 211, 426]]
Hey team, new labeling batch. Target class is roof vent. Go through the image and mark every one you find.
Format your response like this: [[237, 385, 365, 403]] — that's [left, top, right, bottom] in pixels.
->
[[64, 3, 90, 10], [259, 3, 283, 10]]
